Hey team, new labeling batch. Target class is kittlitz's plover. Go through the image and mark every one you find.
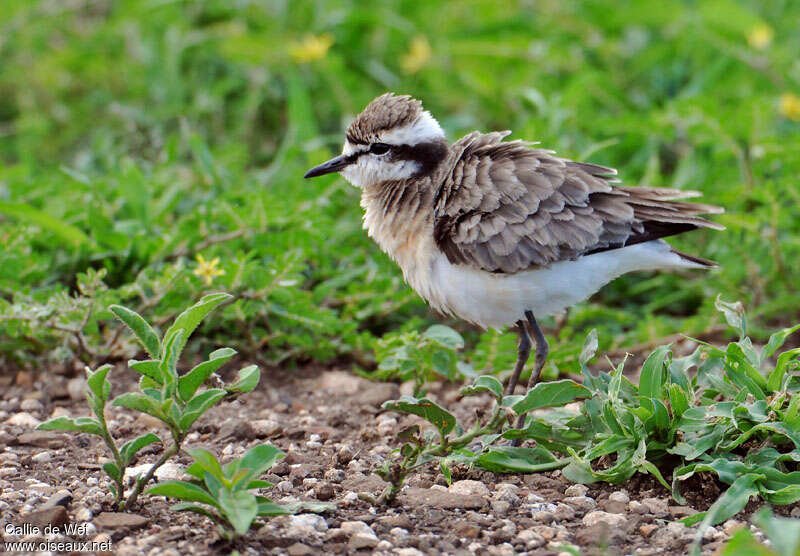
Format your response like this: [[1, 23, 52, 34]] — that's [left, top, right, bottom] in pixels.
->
[[305, 93, 723, 422]]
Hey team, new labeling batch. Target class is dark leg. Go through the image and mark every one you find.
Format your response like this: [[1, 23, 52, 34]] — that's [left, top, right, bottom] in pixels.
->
[[512, 311, 549, 445], [504, 321, 531, 396]]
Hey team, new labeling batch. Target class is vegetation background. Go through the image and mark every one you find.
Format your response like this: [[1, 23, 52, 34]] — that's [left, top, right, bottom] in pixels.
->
[[1, 0, 799, 378]]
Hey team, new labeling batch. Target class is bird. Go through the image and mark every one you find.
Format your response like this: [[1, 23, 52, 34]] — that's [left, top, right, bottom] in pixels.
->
[[305, 93, 723, 427]]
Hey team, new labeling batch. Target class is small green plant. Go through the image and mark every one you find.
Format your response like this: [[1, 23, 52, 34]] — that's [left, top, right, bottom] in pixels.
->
[[720, 507, 800, 556], [38, 293, 261, 510], [147, 444, 333, 540], [372, 324, 465, 395], [375, 374, 590, 503]]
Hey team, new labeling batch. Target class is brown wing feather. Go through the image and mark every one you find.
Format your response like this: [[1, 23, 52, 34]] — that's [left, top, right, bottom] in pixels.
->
[[433, 134, 723, 273]]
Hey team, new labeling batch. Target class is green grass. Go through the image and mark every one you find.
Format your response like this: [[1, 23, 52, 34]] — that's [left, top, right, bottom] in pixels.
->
[[1, 0, 799, 370]]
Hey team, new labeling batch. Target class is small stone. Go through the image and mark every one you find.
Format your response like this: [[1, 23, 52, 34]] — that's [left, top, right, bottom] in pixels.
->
[[454, 521, 480, 538], [722, 520, 744, 536], [315, 483, 335, 501], [582, 510, 628, 528], [31, 452, 52, 464], [515, 530, 545, 549], [669, 505, 697, 518], [42, 490, 72, 509], [491, 500, 511, 516], [449, 480, 490, 497], [286, 543, 314, 556], [290, 514, 328, 532], [376, 540, 393, 550], [395, 549, 424, 556], [563, 495, 596, 512], [399, 487, 485, 510], [16, 431, 64, 448], [20, 398, 43, 411], [390, 527, 410, 538], [67, 378, 88, 401], [608, 491, 629, 504], [343, 521, 378, 550], [6, 412, 41, 428], [342, 492, 359, 505], [554, 503, 576, 520], [94, 512, 148, 530], [22, 506, 68, 529], [75, 507, 93, 522], [251, 419, 282, 437], [641, 497, 669, 517], [337, 445, 355, 465], [628, 500, 648, 514], [564, 484, 588, 497], [639, 524, 658, 538]]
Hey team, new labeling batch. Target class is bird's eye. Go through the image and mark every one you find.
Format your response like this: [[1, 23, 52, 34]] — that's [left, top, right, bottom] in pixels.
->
[[369, 143, 391, 155]]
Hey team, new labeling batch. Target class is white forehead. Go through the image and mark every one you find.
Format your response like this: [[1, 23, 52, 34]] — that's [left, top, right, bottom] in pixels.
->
[[381, 110, 444, 145]]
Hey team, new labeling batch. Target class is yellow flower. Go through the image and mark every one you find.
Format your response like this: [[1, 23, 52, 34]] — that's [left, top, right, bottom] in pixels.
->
[[780, 93, 800, 122], [289, 33, 334, 64], [401, 35, 432, 74], [193, 254, 225, 286], [747, 23, 773, 50]]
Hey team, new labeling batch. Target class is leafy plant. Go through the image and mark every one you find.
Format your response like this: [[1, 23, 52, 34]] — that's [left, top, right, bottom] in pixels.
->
[[372, 324, 465, 395], [720, 507, 800, 556], [375, 374, 590, 503], [146, 445, 333, 540], [38, 293, 261, 510]]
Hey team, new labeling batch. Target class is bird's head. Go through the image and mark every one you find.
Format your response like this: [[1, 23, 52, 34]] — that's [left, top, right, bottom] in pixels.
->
[[304, 93, 448, 187]]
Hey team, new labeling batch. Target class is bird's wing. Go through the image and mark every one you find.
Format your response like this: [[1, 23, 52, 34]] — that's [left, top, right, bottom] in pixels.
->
[[433, 132, 724, 273]]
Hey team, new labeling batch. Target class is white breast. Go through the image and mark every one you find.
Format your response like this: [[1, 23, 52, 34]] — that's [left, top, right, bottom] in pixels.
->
[[418, 240, 702, 330]]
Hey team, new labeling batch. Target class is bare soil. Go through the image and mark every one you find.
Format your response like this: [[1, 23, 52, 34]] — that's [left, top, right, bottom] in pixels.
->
[[0, 364, 791, 555]]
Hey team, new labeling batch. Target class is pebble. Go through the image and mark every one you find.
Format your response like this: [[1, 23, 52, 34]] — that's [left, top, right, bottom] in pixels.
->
[[639, 524, 658, 538], [491, 500, 511, 516], [582, 510, 628, 528], [276, 480, 293, 493], [515, 529, 545, 549], [342, 492, 359, 505], [395, 549, 424, 556], [75, 506, 93, 522], [31, 452, 52, 464], [289, 514, 328, 532], [641, 497, 669, 517], [286, 543, 314, 556], [342, 520, 379, 549], [564, 483, 588, 497], [449, 479, 490, 497], [22, 506, 68, 528], [390, 527, 410, 538], [42, 490, 72, 509], [609, 491, 630, 504], [628, 500, 648, 514], [20, 398, 43, 411], [67, 378, 88, 401], [563, 495, 596, 512], [94, 512, 149, 530], [6, 412, 41, 428]]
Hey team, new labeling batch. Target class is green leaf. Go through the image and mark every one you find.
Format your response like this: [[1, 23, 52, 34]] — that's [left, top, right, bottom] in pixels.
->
[[752, 507, 800, 556], [715, 296, 747, 338], [474, 446, 564, 473], [761, 324, 800, 365], [719, 527, 777, 556], [112, 392, 164, 420], [179, 389, 227, 432], [245, 480, 273, 490], [579, 329, 599, 367], [186, 448, 225, 483], [169, 502, 221, 522], [382, 396, 456, 436], [164, 293, 232, 358], [460, 375, 504, 399], [109, 305, 160, 358], [102, 462, 121, 482], [768, 348, 800, 392], [120, 433, 162, 466], [423, 325, 463, 350], [512, 380, 591, 414], [683, 473, 762, 527], [159, 328, 184, 381], [639, 345, 670, 399], [225, 365, 260, 394], [86, 364, 112, 402], [235, 444, 285, 488], [217, 489, 257, 536], [0, 200, 90, 247], [129, 360, 163, 385], [178, 347, 236, 401], [439, 458, 452, 485], [37, 416, 103, 436], [146, 481, 220, 507], [256, 500, 293, 516]]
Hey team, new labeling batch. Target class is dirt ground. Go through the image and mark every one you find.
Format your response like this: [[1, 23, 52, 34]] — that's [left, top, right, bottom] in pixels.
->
[[0, 363, 791, 555]]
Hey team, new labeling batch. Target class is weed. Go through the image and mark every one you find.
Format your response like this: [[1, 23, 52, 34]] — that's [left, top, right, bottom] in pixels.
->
[[146, 444, 333, 540], [37, 293, 261, 510]]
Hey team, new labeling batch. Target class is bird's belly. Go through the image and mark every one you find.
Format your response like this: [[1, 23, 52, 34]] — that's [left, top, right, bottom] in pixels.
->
[[422, 242, 690, 330]]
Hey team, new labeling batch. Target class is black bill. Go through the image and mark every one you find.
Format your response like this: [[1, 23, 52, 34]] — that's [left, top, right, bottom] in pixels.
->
[[303, 154, 354, 178]]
